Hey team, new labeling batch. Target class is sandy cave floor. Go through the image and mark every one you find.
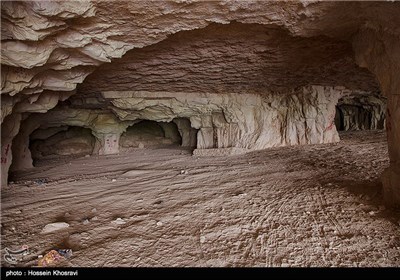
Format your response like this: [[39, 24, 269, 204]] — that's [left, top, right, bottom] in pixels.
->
[[1, 130, 400, 267]]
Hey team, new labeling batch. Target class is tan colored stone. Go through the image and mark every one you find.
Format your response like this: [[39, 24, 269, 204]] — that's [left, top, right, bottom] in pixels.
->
[[1, 1, 399, 205]]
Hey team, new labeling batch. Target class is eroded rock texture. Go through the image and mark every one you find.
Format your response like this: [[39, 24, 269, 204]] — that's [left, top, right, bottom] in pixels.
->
[[102, 85, 345, 151], [79, 22, 378, 94], [1, 1, 400, 205]]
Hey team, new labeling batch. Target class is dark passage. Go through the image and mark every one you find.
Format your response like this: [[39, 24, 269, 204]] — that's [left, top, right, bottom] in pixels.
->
[[335, 95, 386, 131], [120, 120, 182, 149], [29, 126, 95, 166]]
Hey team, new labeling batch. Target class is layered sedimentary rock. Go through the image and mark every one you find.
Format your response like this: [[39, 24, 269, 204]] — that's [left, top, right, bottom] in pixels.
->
[[9, 108, 133, 175], [103, 85, 348, 152], [1, 1, 396, 96], [79, 22, 378, 95], [1, 1, 399, 205], [9, 84, 347, 175]]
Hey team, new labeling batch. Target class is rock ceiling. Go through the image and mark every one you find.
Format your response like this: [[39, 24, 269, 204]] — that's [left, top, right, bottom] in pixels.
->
[[2, 1, 399, 100], [79, 22, 379, 96]]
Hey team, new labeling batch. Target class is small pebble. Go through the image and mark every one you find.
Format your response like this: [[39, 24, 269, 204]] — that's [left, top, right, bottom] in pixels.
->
[[41, 222, 69, 234], [111, 218, 126, 225], [369, 211, 376, 216], [156, 221, 163, 227]]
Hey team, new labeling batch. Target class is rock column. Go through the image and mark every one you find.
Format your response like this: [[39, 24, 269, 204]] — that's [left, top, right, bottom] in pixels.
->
[[1, 114, 21, 186], [354, 28, 400, 206]]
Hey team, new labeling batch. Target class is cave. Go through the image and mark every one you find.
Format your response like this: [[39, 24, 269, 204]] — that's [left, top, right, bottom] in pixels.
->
[[1, 1, 400, 268], [120, 120, 182, 150], [29, 126, 95, 166], [335, 95, 386, 131]]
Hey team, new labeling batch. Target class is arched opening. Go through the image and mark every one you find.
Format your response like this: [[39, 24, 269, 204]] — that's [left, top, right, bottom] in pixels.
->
[[29, 126, 95, 166], [120, 120, 182, 150], [120, 119, 199, 151]]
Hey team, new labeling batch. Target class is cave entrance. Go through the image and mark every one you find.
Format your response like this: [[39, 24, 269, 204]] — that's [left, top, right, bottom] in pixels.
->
[[120, 118, 198, 151], [334, 96, 386, 131], [120, 120, 182, 150], [29, 126, 95, 167]]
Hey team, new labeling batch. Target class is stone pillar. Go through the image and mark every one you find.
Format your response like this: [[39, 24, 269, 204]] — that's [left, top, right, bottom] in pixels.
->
[[1, 113, 21, 186], [10, 130, 34, 171], [353, 27, 400, 206], [173, 118, 198, 148], [93, 132, 121, 155], [9, 117, 45, 172], [197, 128, 214, 149], [212, 112, 232, 148], [91, 113, 131, 155], [196, 115, 214, 149]]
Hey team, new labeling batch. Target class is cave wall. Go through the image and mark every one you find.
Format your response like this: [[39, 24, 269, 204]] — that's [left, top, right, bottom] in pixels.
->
[[104, 85, 350, 153], [9, 84, 347, 170], [173, 118, 198, 148], [6, 108, 134, 177], [353, 26, 400, 206], [158, 122, 182, 145]]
